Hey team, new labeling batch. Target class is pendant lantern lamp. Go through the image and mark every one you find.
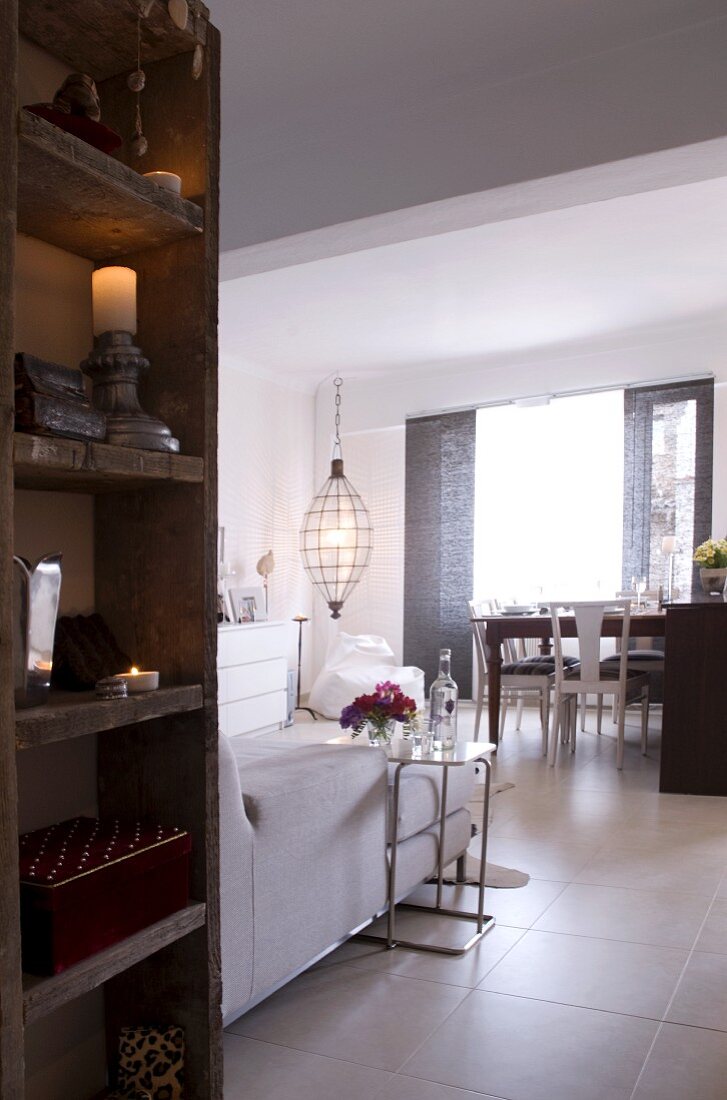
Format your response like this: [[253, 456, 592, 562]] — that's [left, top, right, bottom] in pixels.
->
[[300, 377, 373, 619]]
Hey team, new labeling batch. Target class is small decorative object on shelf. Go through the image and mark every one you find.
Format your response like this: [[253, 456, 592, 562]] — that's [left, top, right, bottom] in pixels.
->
[[24, 72, 123, 154], [95, 676, 128, 700], [129, 12, 148, 157], [19, 817, 191, 975], [14, 353, 106, 442], [52, 612, 132, 691], [117, 1023, 185, 1100], [111, 667, 159, 693], [693, 538, 727, 595], [256, 548, 275, 614], [143, 170, 182, 194], [13, 553, 63, 709], [340, 681, 418, 747], [430, 648, 458, 749], [82, 267, 180, 453], [229, 586, 266, 623]]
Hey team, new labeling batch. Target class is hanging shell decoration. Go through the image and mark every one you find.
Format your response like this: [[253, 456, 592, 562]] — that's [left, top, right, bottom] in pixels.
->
[[192, 41, 204, 79], [168, 0, 189, 30], [127, 68, 146, 93]]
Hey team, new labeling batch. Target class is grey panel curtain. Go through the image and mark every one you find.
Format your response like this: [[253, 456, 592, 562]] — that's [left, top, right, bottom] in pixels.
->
[[403, 410, 476, 697], [622, 378, 714, 591]]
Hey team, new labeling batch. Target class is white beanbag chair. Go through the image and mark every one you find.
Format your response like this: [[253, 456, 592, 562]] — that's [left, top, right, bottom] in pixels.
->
[[309, 632, 425, 720]]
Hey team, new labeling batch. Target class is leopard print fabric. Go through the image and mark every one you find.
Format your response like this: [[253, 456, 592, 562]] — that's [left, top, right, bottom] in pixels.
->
[[117, 1025, 185, 1100]]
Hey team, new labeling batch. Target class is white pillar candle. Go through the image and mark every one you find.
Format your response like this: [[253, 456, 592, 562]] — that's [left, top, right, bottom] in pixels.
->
[[92, 266, 137, 335], [143, 171, 182, 194], [661, 536, 677, 554]]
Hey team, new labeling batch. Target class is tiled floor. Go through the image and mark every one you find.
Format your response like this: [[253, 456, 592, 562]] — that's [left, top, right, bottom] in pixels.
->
[[224, 707, 727, 1099]]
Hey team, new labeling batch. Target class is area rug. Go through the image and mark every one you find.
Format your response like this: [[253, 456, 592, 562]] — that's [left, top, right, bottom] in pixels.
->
[[442, 780, 530, 890]]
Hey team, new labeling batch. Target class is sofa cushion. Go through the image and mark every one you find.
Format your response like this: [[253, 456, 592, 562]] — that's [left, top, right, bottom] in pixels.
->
[[388, 761, 477, 842]]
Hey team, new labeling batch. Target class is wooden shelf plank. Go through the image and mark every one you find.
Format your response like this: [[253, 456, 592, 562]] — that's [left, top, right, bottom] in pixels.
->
[[20, 0, 210, 82], [16, 685, 203, 749], [14, 433, 204, 493], [17, 111, 203, 260], [23, 903, 206, 1025]]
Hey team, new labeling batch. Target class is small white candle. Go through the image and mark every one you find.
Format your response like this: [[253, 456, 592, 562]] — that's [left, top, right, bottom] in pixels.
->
[[111, 667, 159, 693], [143, 171, 182, 195], [92, 267, 137, 336], [661, 536, 677, 554]]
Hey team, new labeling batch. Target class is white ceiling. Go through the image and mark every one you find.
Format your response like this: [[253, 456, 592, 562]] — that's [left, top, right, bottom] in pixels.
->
[[219, 176, 727, 391], [213, 0, 727, 247]]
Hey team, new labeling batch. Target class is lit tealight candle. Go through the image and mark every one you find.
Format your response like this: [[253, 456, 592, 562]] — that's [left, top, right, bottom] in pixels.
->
[[143, 171, 182, 194], [92, 266, 137, 336], [111, 667, 159, 693]]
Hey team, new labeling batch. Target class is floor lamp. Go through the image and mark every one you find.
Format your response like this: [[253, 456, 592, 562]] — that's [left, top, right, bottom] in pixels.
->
[[293, 615, 317, 720]]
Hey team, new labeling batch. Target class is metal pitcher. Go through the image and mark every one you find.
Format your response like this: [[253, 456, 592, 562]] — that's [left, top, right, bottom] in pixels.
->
[[13, 553, 63, 709]]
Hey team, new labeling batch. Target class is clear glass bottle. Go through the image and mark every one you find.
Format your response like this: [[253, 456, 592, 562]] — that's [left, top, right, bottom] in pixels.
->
[[429, 648, 458, 749]]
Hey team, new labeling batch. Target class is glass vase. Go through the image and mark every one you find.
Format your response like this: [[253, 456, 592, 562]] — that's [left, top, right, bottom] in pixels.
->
[[365, 719, 396, 747]]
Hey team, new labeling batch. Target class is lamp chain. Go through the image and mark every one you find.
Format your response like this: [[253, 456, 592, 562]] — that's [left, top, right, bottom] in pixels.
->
[[333, 376, 343, 454]]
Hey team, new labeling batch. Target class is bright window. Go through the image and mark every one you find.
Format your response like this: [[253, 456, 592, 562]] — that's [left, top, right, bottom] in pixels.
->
[[473, 390, 624, 603]]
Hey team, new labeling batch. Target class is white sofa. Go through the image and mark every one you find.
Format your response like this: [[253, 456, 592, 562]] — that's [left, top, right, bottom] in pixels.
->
[[219, 733, 475, 1024]]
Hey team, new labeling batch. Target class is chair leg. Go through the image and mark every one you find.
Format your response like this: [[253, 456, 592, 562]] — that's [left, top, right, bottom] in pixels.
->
[[641, 686, 650, 755], [616, 691, 626, 770], [473, 684, 484, 743], [515, 696, 524, 731], [548, 692, 561, 766], [540, 689, 549, 757], [580, 693, 587, 731], [596, 695, 603, 734], [499, 696, 508, 740], [612, 695, 618, 724], [570, 696, 577, 754]]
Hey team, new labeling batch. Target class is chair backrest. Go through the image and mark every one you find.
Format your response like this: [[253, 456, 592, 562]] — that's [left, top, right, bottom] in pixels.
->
[[550, 600, 631, 688], [468, 598, 499, 677]]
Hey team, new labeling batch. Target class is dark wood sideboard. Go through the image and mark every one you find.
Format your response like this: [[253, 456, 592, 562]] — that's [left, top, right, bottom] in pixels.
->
[[661, 601, 727, 795]]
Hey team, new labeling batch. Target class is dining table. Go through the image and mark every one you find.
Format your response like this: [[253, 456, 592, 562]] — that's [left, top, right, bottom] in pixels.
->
[[474, 609, 666, 748]]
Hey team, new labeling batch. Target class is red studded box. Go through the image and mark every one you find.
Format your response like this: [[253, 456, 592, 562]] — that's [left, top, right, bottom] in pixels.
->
[[19, 817, 191, 975]]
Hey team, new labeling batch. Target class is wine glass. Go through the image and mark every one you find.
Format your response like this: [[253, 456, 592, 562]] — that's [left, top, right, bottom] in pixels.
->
[[633, 576, 647, 611]]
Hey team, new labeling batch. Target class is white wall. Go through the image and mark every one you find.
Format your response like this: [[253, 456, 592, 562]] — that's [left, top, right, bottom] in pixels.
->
[[312, 324, 727, 680], [217, 366, 316, 687]]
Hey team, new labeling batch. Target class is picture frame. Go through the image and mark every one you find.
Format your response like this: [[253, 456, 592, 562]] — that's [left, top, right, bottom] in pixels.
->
[[228, 586, 267, 623]]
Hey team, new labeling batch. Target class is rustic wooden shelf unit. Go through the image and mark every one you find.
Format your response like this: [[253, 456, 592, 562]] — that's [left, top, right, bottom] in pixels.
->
[[23, 903, 207, 1025], [14, 432, 204, 492], [18, 111, 204, 260], [15, 685, 204, 748], [1, 0, 221, 1094]]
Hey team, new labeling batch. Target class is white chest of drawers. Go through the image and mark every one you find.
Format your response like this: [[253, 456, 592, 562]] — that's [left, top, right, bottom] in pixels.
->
[[218, 621, 289, 737]]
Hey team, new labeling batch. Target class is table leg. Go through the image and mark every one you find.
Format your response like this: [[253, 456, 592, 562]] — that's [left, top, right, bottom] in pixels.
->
[[435, 766, 449, 909], [386, 763, 404, 949], [478, 758, 491, 933], [485, 640, 502, 747], [539, 636, 553, 656]]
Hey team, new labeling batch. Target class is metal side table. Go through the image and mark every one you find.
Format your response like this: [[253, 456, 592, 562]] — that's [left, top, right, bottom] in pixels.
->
[[356, 739, 498, 955]]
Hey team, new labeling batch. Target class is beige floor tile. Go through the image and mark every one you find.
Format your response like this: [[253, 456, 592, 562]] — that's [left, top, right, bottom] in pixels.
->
[[694, 899, 727, 953], [405, 879, 567, 929], [321, 923, 524, 988], [376, 1076, 501, 1100], [603, 819, 727, 856], [574, 845, 725, 896], [486, 836, 599, 881], [401, 990, 657, 1100], [633, 1022, 727, 1099], [629, 793, 727, 827], [480, 929, 688, 1018], [227, 964, 467, 1071], [534, 882, 711, 948], [223, 1035, 391, 1100], [666, 951, 727, 1031]]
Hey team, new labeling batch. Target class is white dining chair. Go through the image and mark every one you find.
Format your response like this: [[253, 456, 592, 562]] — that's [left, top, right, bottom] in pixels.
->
[[547, 600, 650, 770], [469, 599, 571, 754], [597, 588, 664, 730]]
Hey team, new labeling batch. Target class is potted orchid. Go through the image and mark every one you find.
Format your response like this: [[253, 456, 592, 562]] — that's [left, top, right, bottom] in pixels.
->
[[693, 538, 727, 595], [340, 681, 418, 746]]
